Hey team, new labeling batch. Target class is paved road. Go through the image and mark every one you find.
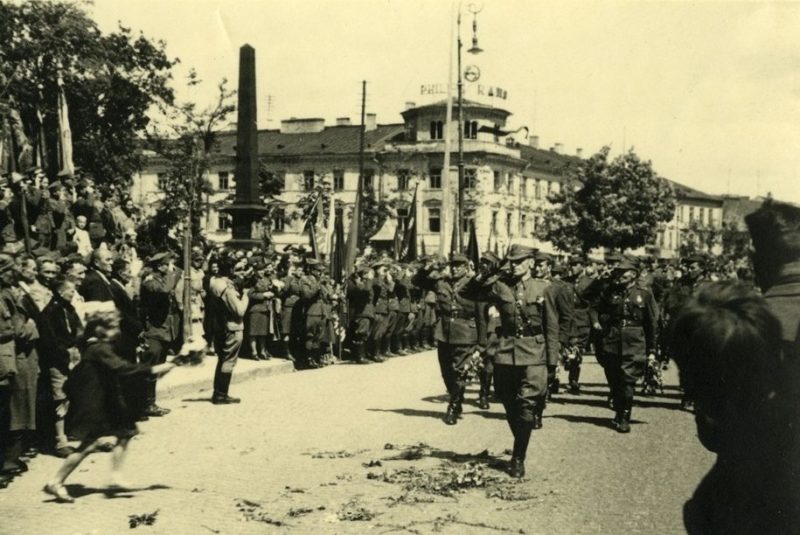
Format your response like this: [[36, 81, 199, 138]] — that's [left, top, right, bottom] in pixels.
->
[[0, 352, 712, 534]]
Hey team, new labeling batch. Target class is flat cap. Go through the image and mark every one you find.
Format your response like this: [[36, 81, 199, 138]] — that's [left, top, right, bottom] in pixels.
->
[[147, 251, 173, 265], [613, 259, 639, 272], [506, 244, 537, 261], [534, 251, 553, 262], [480, 251, 501, 267]]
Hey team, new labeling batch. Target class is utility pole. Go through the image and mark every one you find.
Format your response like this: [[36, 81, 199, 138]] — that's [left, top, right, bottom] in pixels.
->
[[358, 80, 366, 235]]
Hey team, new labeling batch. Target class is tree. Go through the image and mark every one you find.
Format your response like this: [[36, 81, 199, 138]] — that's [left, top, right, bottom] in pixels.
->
[[0, 0, 176, 185], [537, 147, 676, 253], [137, 72, 235, 257], [359, 183, 393, 250], [678, 219, 721, 257]]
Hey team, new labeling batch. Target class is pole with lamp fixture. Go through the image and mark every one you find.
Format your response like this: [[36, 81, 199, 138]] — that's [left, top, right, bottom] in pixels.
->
[[455, 2, 483, 253]]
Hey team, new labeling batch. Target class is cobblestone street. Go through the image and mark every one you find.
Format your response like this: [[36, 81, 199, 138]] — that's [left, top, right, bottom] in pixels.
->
[[0, 352, 713, 534]]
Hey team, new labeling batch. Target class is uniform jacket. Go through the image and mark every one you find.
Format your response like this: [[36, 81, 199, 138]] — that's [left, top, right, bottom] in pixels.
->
[[140, 270, 182, 342], [596, 282, 658, 357], [0, 291, 16, 385], [434, 275, 485, 346], [486, 275, 559, 366], [372, 278, 394, 315], [347, 277, 375, 320], [207, 275, 249, 332], [550, 278, 575, 347]]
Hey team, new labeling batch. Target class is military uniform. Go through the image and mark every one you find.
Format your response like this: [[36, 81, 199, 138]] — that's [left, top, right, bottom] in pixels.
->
[[370, 263, 394, 360], [595, 260, 658, 432], [207, 271, 249, 403], [300, 263, 326, 368], [482, 245, 559, 477], [139, 254, 182, 415], [279, 269, 303, 361], [347, 267, 374, 363], [434, 254, 485, 424]]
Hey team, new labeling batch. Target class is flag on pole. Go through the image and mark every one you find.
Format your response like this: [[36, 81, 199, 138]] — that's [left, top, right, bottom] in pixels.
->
[[450, 218, 459, 257], [331, 207, 346, 283], [420, 238, 427, 256], [57, 74, 75, 177], [392, 216, 403, 261], [321, 192, 335, 257], [401, 183, 419, 261], [344, 177, 362, 277], [466, 220, 480, 266]]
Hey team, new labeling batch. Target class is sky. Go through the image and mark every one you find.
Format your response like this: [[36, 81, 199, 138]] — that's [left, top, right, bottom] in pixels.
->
[[88, 0, 800, 204]]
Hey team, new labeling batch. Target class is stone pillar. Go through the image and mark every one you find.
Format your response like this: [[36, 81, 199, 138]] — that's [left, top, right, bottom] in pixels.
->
[[224, 44, 268, 248]]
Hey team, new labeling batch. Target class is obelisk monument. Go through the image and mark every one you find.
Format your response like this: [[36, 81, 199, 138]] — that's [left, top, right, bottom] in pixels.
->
[[224, 44, 268, 248]]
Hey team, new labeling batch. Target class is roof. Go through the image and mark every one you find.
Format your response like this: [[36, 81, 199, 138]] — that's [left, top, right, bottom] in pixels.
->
[[518, 143, 583, 176], [666, 179, 721, 202], [402, 98, 512, 118], [213, 124, 407, 157]]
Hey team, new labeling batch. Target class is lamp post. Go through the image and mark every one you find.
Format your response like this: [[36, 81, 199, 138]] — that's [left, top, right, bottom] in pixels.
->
[[455, 2, 483, 253]]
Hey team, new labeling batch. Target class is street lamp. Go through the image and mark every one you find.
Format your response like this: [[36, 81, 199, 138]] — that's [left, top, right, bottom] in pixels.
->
[[455, 2, 483, 253]]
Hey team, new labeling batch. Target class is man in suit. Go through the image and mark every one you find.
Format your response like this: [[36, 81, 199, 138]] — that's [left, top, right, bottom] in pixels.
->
[[78, 247, 115, 303], [109, 257, 145, 419]]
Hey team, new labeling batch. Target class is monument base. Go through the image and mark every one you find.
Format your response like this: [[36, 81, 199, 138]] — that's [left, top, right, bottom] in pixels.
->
[[223, 203, 270, 250]]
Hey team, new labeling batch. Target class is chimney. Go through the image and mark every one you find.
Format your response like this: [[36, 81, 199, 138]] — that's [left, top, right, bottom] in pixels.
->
[[404, 101, 416, 110], [529, 135, 540, 149], [365, 113, 377, 132], [554, 142, 564, 154], [336, 117, 351, 126], [576, 147, 583, 158]]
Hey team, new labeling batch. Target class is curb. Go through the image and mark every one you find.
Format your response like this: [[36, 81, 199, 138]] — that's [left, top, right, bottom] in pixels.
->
[[156, 356, 296, 401]]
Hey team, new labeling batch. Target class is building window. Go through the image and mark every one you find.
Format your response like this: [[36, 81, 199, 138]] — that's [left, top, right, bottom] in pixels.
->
[[493, 171, 502, 192], [668, 231, 673, 249], [272, 207, 285, 232], [397, 207, 409, 230], [535, 179, 542, 200], [676, 207, 682, 223], [361, 169, 374, 190], [333, 169, 344, 191], [218, 171, 230, 191], [430, 120, 444, 140], [709, 210, 716, 227], [521, 178, 528, 198], [506, 213, 513, 236], [461, 209, 475, 233], [464, 168, 477, 189], [428, 207, 441, 232], [156, 172, 167, 190], [689, 206, 695, 223], [491, 211, 498, 234], [218, 213, 231, 231], [397, 169, 410, 191], [699, 207, 706, 225], [463, 120, 478, 139], [520, 213, 527, 235], [303, 170, 315, 191], [429, 168, 442, 189]]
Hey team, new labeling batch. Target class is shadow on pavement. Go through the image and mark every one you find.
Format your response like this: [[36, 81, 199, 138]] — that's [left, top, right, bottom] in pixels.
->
[[368, 407, 507, 422], [181, 398, 213, 403], [573, 387, 683, 401], [549, 414, 647, 430], [562, 396, 683, 411], [52, 483, 171, 501]]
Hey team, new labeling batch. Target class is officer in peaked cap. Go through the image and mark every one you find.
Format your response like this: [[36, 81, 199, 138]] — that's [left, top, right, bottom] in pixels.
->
[[434, 244, 484, 425], [475, 241, 558, 477], [370, 256, 395, 361], [347, 262, 376, 364], [594, 257, 657, 433], [475, 250, 502, 409]]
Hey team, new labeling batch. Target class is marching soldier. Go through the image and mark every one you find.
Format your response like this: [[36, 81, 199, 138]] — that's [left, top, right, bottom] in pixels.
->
[[476, 252, 501, 410], [593, 259, 658, 433], [479, 245, 559, 477], [547, 258, 574, 399], [566, 255, 594, 394]]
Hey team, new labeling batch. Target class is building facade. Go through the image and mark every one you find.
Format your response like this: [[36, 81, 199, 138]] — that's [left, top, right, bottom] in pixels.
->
[[134, 99, 723, 259]]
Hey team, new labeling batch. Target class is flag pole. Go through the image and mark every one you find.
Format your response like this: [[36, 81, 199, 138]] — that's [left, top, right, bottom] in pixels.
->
[[440, 0, 456, 256]]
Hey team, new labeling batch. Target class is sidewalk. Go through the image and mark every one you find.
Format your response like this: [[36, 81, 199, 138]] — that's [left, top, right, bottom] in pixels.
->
[[157, 354, 296, 401]]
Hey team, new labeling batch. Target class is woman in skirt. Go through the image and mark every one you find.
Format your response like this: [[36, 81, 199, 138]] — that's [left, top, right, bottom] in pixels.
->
[[43, 305, 174, 503]]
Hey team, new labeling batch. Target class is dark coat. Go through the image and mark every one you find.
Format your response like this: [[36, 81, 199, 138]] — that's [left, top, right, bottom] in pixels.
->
[[79, 269, 115, 303], [38, 296, 82, 373], [434, 275, 485, 347], [65, 341, 148, 441], [596, 282, 658, 357], [110, 279, 143, 361], [140, 270, 181, 343]]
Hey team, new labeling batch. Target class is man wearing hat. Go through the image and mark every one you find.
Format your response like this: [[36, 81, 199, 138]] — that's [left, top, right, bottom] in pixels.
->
[[434, 252, 485, 425], [347, 264, 375, 364], [479, 244, 559, 477], [593, 259, 657, 433], [278, 248, 304, 362], [139, 251, 182, 416], [369, 258, 394, 362], [298, 257, 327, 368], [544, 255, 574, 400], [475, 251, 501, 409]]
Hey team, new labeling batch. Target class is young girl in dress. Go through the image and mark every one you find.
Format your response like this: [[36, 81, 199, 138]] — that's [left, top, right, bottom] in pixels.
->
[[43, 305, 175, 503]]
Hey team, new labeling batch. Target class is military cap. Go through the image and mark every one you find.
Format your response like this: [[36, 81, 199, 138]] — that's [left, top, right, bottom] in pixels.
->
[[613, 259, 639, 272], [604, 252, 623, 264], [480, 251, 501, 267], [10, 172, 25, 185], [0, 253, 15, 274], [550, 262, 566, 275], [56, 168, 74, 178], [534, 251, 553, 263], [449, 253, 469, 265], [746, 198, 800, 261], [684, 253, 707, 265], [305, 257, 320, 266], [354, 264, 372, 276], [506, 244, 537, 261], [32, 246, 55, 260], [47, 180, 64, 191], [147, 251, 173, 266]]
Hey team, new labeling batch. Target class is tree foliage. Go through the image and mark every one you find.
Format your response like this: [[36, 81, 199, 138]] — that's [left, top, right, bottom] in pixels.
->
[[137, 73, 235, 257], [537, 147, 676, 253], [359, 183, 392, 249], [0, 0, 176, 185]]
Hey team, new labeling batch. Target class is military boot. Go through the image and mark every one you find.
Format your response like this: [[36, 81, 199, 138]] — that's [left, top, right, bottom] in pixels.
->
[[444, 401, 459, 425], [477, 382, 491, 410], [455, 386, 466, 417], [617, 410, 631, 433]]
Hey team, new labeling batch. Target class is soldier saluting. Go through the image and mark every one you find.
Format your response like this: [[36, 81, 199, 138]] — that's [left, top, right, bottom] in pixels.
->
[[593, 259, 658, 433], [478, 245, 559, 478]]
